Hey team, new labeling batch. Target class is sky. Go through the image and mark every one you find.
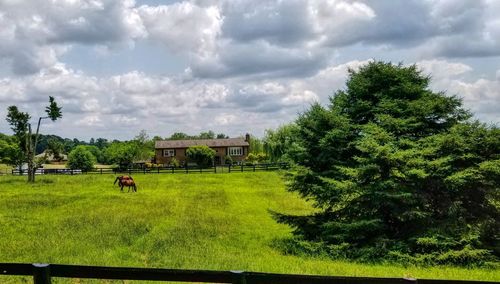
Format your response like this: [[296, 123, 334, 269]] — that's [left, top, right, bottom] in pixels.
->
[[0, 0, 499, 140]]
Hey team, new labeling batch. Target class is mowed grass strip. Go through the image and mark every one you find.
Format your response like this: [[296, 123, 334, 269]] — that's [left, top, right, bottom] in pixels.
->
[[0, 173, 498, 283]]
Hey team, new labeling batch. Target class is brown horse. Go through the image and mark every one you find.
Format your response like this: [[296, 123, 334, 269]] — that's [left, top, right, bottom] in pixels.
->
[[114, 175, 133, 186], [120, 179, 137, 192], [113, 176, 136, 192]]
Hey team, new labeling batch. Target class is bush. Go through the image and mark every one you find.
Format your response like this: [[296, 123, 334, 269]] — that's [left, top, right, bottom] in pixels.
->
[[67, 145, 96, 171], [246, 153, 258, 164], [186, 145, 216, 168], [170, 157, 180, 167], [224, 155, 233, 165], [247, 152, 268, 164]]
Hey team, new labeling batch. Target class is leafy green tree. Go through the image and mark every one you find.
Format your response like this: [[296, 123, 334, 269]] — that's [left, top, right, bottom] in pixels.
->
[[248, 136, 264, 153], [198, 130, 215, 139], [186, 145, 216, 168], [104, 141, 139, 169], [0, 134, 24, 172], [263, 124, 304, 163], [216, 133, 228, 139], [84, 145, 106, 164], [94, 138, 109, 149], [67, 145, 96, 171], [275, 61, 498, 265], [134, 130, 154, 162], [169, 132, 190, 140], [6, 96, 62, 182], [46, 138, 64, 162]]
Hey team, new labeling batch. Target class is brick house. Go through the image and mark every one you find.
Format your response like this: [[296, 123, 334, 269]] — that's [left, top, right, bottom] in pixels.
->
[[155, 134, 250, 166]]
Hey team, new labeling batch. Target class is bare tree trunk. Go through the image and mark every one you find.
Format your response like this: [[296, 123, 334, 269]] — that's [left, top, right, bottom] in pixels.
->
[[27, 124, 35, 182], [27, 117, 46, 183]]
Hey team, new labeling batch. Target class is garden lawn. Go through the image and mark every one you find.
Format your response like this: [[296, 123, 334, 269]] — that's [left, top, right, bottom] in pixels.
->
[[0, 172, 498, 283]]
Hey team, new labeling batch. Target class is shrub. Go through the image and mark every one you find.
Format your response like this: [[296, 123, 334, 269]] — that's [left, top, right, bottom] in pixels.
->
[[246, 153, 258, 164], [186, 145, 216, 168], [67, 145, 96, 171], [224, 155, 233, 165], [170, 157, 180, 167]]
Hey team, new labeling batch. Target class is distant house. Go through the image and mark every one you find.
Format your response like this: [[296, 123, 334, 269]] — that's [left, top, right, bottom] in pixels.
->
[[155, 134, 250, 166]]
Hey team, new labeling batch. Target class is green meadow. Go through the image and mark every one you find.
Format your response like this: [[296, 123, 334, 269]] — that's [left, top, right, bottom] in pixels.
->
[[0, 172, 498, 283]]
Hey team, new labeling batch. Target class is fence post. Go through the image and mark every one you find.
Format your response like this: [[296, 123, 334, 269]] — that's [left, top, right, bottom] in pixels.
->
[[266, 164, 268, 171], [230, 270, 246, 284], [128, 168, 131, 175], [253, 165, 256, 172], [185, 165, 188, 174], [228, 165, 231, 173], [33, 263, 51, 284], [241, 164, 243, 172], [214, 165, 217, 173]]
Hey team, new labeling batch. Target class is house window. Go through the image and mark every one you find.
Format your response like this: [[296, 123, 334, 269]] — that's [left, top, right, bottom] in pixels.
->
[[163, 149, 175, 157], [228, 147, 243, 156]]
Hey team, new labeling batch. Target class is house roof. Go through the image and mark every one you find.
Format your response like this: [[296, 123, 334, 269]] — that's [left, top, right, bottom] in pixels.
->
[[155, 138, 249, 149]]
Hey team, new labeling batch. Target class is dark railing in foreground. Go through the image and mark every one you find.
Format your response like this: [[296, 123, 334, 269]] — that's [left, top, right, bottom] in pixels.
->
[[1, 263, 495, 284], [11, 163, 289, 176]]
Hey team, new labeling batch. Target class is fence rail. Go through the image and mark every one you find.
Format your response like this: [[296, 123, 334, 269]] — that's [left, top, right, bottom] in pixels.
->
[[10, 163, 289, 176], [1, 263, 495, 284]]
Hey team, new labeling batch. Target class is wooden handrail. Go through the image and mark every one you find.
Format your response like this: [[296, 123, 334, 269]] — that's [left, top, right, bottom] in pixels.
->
[[0, 263, 496, 284]]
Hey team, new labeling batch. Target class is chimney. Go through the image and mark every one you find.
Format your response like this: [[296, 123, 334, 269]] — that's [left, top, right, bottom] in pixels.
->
[[245, 133, 250, 142]]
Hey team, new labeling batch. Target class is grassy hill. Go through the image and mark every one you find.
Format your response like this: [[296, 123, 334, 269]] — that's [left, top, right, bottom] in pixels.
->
[[0, 172, 498, 282]]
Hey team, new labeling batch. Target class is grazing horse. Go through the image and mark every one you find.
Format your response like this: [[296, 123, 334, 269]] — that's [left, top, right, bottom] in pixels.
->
[[120, 179, 137, 192], [113, 175, 137, 192], [114, 175, 133, 186]]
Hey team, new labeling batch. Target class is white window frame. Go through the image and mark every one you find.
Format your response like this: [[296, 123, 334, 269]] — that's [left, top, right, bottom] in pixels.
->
[[163, 149, 175, 157], [228, 147, 243, 156]]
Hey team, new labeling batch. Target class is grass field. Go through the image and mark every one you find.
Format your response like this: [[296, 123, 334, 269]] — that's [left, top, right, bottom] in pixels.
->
[[0, 172, 498, 283]]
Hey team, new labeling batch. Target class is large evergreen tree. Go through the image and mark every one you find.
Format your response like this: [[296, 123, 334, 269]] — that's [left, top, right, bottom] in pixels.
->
[[275, 62, 499, 265]]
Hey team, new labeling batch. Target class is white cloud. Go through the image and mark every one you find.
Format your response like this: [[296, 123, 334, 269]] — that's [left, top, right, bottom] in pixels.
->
[[0, 0, 146, 74], [417, 59, 472, 79], [1, 0, 500, 140], [75, 115, 102, 127], [138, 2, 221, 56]]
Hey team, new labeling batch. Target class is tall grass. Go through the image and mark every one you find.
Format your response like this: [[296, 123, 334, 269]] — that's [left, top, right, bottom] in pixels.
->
[[0, 173, 498, 283]]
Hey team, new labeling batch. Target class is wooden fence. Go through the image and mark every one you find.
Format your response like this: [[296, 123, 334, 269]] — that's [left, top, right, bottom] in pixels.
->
[[10, 163, 289, 176], [1, 263, 496, 284]]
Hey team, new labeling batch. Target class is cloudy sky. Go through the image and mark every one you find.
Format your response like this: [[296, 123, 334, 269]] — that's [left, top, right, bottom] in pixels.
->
[[0, 0, 499, 140]]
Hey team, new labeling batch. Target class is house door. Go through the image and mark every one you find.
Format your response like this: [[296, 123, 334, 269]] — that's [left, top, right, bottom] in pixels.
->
[[214, 156, 222, 165]]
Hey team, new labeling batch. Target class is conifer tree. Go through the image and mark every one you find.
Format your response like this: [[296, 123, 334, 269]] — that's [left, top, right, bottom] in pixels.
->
[[275, 62, 499, 265]]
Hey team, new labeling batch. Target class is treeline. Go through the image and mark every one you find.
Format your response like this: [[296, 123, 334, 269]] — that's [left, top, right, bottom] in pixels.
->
[[1, 121, 295, 170], [1, 130, 270, 169]]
